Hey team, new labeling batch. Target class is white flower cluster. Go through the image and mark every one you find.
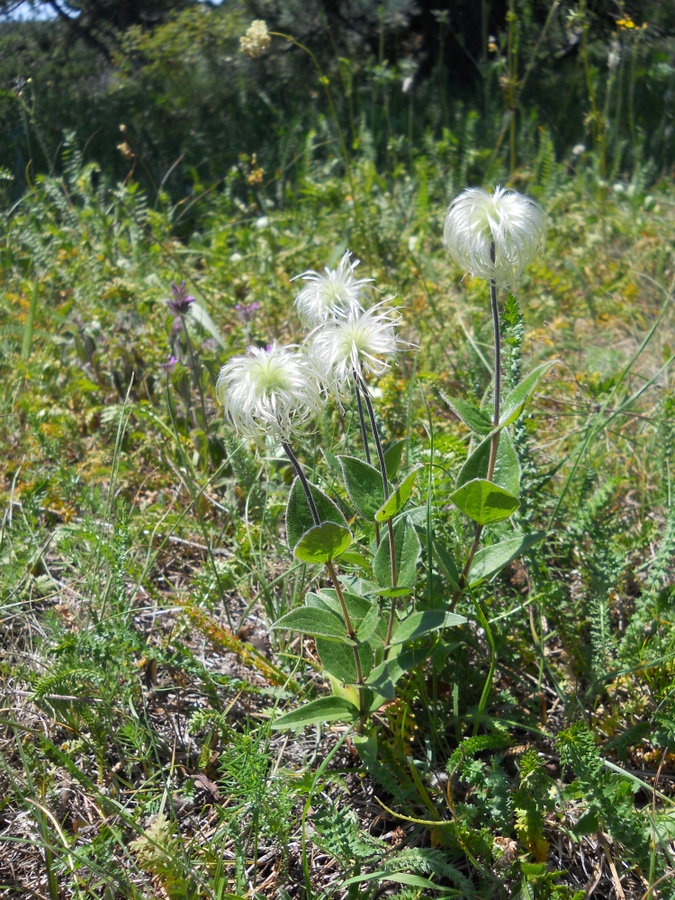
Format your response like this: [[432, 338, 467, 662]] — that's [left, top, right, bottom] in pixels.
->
[[217, 251, 402, 441], [296, 250, 401, 398], [240, 20, 271, 58]]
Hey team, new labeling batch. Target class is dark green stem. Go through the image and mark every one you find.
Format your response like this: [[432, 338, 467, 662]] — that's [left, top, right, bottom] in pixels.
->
[[356, 374, 389, 497], [487, 250, 502, 478], [355, 373, 399, 653], [352, 371, 381, 546], [282, 441, 320, 525], [353, 373, 373, 466], [450, 244, 502, 610]]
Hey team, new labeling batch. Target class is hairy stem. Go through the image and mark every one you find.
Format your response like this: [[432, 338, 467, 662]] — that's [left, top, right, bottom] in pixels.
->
[[487, 248, 502, 476], [282, 442, 320, 525]]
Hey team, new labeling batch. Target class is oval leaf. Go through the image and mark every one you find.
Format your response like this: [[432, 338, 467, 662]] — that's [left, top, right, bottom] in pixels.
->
[[500, 360, 557, 427], [293, 522, 352, 564], [433, 539, 460, 588], [366, 645, 430, 700], [440, 392, 493, 435], [375, 465, 423, 522], [269, 696, 359, 730], [373, 516, 422, 589], [384, 440, 406, 479], [450, 478, 520, 525], [339, 455, 386, 520], [391, 610, 467, 645], [272, 606, 351, 642], [377, 586, 413, 599], [468, 531, 546, 586], [356, 602, 382, 643], [316, 637, 373, 684], [314, 589, 375, 633], [286, 477, 346, 550], [457, 430, 520, 496]]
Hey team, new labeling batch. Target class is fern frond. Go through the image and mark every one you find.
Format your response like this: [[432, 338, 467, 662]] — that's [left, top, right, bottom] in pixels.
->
[[447, 731, 510, 776]]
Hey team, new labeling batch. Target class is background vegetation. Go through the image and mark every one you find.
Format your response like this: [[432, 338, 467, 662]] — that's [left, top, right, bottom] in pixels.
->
[[0, 0, 673, 897]]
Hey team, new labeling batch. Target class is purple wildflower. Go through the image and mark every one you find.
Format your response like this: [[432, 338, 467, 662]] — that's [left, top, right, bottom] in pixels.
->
[[167, 281, 195, 315], [161, 355, 178, 373], [235, 301, 260, 323]]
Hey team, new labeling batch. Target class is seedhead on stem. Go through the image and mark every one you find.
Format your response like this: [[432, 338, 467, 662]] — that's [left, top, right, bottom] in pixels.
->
[[307, 302, 401, 398], [240, 20, 271, 58], [293, 250, 372, 327], [443, 186, 545, 286], [216, 343, 322, 440]]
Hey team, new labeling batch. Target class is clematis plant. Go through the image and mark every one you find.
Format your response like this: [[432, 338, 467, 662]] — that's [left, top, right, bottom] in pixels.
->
[[442, 187, 551, 609], [216, 209, 551, 737], [217, 256, 467, 730], [293, 250, 372, 327]]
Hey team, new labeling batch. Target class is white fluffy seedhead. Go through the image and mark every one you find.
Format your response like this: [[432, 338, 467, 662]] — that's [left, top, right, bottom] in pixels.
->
[[308, 302, 402, 398], [216, 343, 322, 440], [293, 250, 372, 327], [443, 186, 545, 286]]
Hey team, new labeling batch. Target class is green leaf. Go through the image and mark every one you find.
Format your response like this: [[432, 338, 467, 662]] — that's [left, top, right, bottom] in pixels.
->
[[188, 301, 226, 347], [286, 477, 346, 549], [304, 591, 334, 612], [315, 638, 354, 682], [468, 531, 546, 586], [456, 430, 520, 496], [373, 516, 422, 589], [520, 861, 549, 878], [500, 360, 557, 427], [450, 478, 520, 525], [377, 586, 413, 599], [384, 440, 406, 479], [314, 589, 371, 623], [366, 645, 430, 700], [390, 610, 467, 644], [440, 393, 493, 435], [375, 465, 423, 522], [356, 602, 382, 643], [272, 607, 351, 642], [337, 549, 371, 570], [433, 539, 460, 588], [400, 504, 429, 527], [316, 637, 373, 684], [571, 809, 599, 837], [293, 522, 352, 564], [269, 696, 359, 730], [342, 872, 449, 890], [339, 455, 386, 520]]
